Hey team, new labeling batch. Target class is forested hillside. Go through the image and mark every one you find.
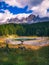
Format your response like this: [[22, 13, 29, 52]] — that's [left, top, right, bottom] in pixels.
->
[[0, 22, 49, 36]]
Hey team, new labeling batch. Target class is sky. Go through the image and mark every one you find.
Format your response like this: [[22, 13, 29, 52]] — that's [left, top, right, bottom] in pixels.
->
[[0, 0, 49, 23]]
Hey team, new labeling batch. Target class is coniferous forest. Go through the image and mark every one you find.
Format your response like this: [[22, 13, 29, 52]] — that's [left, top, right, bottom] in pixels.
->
[[0, 21, 49, 36]]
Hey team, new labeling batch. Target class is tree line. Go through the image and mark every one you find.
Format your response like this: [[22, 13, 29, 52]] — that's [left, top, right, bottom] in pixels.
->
[[0, 22, 49, 36]]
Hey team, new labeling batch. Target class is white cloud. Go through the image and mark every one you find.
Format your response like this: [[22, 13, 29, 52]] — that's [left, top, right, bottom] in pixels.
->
[[4, 0, 43, 8], [0, 10, 30, 23], [4, 0, 22, 7], [0, 13, 4, 20], [0, 10, 16, 23], [16, 13, 30, 19], [31, 0, 49, 17]]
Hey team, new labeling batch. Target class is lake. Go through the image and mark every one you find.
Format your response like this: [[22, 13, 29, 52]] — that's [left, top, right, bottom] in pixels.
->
[[6, 37, 49, 46]]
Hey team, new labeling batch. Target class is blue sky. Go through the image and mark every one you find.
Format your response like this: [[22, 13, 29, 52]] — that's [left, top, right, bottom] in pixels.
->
[[0, 1, 32, 14], [0, 0, 49, 23]]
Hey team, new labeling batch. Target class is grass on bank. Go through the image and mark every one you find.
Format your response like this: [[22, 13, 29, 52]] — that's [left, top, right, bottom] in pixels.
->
[[0, 45, 49, 65]]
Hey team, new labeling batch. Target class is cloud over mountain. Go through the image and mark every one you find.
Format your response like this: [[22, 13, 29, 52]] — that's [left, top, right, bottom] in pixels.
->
[[0, 0, 49, 23], [4, 0, 43, 8]]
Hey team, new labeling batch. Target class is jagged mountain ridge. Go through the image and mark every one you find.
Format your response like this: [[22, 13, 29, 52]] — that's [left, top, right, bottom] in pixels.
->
[[0, 14, 49, 24], [7, 14, 36, 24]]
